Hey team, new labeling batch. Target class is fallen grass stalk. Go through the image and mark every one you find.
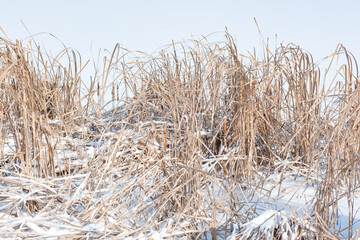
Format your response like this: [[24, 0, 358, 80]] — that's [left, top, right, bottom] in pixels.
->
[[0, 31, 359, 239]]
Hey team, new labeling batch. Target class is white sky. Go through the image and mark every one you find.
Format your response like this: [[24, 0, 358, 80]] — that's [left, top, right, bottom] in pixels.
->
[[1, 0, 360, 81]]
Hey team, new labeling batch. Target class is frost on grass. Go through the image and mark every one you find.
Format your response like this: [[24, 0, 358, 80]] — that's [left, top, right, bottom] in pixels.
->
[[236, 210, 303, 240], [1, 33, 360, 239]]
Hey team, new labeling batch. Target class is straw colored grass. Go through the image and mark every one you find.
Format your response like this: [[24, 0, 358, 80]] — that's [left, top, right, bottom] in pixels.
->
[[0, 31, 359, 239]]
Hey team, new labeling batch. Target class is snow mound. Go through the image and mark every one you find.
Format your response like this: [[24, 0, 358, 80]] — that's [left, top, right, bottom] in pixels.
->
[[234, 210, 307, 240]]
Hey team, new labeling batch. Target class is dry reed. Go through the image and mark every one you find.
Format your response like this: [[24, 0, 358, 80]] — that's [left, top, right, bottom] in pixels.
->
[[0, 31, 359, 239]]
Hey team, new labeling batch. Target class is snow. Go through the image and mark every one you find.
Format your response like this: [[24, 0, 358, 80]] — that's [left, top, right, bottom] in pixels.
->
[[1, 116, 360, 239]]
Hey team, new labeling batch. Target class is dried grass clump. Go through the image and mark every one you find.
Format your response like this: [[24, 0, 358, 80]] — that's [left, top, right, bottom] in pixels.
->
[[0, 38, 84, 177], [0, 31, 359, 239]]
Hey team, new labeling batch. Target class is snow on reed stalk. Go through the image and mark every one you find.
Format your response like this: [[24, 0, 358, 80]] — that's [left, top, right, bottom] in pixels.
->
[[0, 31, 359, 239]]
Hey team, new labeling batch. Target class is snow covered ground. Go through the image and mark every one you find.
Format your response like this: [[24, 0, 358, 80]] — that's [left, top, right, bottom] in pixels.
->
[[1, 111, 359, 239]]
